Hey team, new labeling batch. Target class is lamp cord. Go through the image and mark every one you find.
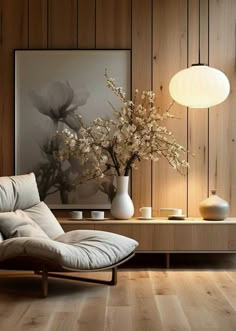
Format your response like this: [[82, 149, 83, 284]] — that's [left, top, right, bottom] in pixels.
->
[[192, 0, 205, 66]]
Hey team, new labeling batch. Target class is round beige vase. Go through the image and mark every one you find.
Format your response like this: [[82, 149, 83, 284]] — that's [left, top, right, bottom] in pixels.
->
[[199, 189, 229, 221]]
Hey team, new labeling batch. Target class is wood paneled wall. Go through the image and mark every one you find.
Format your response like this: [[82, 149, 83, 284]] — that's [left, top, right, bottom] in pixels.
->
[[0, 0, 235, 217]]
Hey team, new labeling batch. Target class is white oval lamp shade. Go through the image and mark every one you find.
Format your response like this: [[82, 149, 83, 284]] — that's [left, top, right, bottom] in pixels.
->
[[169, 65, 230, 108]]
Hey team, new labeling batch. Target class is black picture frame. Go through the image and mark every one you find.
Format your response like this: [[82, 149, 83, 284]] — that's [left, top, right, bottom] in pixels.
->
[[14, 49, 131, 209]]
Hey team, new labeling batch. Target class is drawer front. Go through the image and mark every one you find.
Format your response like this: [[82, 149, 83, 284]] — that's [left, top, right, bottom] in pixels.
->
[[94, 224, 156, 251], [173, 225, 229, 251], [60, 222, 236, 251], [61, 224, 95, 232], [94, 224, 236, 251]]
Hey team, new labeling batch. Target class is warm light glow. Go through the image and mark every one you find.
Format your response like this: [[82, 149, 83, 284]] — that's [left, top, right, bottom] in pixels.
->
[[169, 65, 230, 108]]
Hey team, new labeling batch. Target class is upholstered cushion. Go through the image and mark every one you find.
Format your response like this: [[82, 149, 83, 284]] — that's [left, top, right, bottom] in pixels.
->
[[0, 212, 49, 239], [0, 232, 4, 242], [0, 202, 63, 240], [0, 230, 138, 270], [23, 201, 64, 239], [0, 173, 64, 239], [0, 173, 40, 212]]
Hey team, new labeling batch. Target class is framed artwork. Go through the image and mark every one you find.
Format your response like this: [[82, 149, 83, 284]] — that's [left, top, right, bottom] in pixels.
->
[[15, 49, 131, 209]]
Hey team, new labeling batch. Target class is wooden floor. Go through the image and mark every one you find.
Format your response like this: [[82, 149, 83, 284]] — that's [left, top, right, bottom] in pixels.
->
[[1, 255, 236, 331]]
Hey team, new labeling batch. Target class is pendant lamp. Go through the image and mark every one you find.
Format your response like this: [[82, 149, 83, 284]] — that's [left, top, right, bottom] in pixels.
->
[[169, 1, 230, 109]]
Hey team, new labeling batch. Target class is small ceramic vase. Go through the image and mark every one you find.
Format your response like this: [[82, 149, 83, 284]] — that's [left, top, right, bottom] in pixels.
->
[[199, 189, 229, 221], [111, 176, 134, 220]]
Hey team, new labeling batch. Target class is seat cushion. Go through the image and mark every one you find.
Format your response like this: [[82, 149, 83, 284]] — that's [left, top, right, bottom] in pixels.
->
[[0, 173, 40, 212], [0, 212, 49, 239], [0, 230, 138, 270]]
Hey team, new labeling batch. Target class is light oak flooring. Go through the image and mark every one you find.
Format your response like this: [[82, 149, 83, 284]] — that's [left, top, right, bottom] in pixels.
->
[[1, 255, 236, 331]]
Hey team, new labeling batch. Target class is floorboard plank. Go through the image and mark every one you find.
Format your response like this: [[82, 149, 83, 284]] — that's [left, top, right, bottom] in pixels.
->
[[155, 294, 191, 331]]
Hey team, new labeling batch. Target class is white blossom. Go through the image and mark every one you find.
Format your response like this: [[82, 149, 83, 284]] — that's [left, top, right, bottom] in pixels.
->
[[54, 72, 189, 179]]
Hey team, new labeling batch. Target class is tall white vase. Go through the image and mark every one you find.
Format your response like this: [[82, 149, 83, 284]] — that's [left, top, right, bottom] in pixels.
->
[[111, 176, 134, 220]]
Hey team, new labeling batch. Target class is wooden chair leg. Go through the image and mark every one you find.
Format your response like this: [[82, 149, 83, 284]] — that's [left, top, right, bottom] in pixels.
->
[[42, 265, 48, 298], [111, 267, 117, 285]]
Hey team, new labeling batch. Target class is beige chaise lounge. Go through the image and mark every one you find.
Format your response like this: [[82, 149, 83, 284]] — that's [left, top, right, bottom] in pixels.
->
[[0, 173, 138, 297]]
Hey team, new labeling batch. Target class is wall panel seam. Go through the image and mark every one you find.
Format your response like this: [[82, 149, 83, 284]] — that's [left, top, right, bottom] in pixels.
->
[[207, 0, 210, 197], [77, 0, 78, 48], [28, 0, 29, 48], [187, 0, 189, 216], [151, 0, 153, 209], [95, 0, 97, 49], [47, 0, 49, 48], [130, 0, 133, 198]]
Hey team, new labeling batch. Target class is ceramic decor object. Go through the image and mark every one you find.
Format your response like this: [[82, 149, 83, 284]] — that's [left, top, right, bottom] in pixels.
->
[[111, 176, 134, 220], [199, 189, 229, 220]]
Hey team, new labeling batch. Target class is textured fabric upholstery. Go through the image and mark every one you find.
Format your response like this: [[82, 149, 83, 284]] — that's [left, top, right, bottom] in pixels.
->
[[0, 173, 138, 272], [0, 230, 138, 270], [23, 202, 64, 239], [0, 232, 4, 242], [0, 212, 49, 239], [0, 173, 64, 239], [0, 173, 40, 212]]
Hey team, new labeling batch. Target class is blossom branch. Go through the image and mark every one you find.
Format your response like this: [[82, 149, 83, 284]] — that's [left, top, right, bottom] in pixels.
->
[[54, 71, 189, 181]]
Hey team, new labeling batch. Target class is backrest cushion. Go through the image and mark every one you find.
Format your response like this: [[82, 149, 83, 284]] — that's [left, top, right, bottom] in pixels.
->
[[0, 212, 49, 239], [0, 232, 4, 242], [23, 201, 64, 239], [0, 173, 40, 212], [0, 173, 64, 239]]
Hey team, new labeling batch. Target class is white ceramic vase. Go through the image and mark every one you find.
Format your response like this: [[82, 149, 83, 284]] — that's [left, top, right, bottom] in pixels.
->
[[111, 176, 134, 220], [199, 189, 230, 220]]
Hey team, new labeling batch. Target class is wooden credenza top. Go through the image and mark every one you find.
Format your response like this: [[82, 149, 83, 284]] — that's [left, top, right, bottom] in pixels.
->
[[58, 217, 236, 225]]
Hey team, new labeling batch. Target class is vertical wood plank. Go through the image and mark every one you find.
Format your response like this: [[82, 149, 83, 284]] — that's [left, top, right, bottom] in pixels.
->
[[96, 0, 131, 48], [132, 0, 152, 215], [78, 0, 95, 48], [152, 0, 188, 216], [48, 0, 77, 48], [0, 0, 28, 176], [29, 0, 47, 48], [188, 0, 209, 216], [209, 0, 236, 215]]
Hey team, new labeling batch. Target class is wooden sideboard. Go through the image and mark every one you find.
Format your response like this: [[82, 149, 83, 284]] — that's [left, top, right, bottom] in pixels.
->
[[59, 218, 236, 267]]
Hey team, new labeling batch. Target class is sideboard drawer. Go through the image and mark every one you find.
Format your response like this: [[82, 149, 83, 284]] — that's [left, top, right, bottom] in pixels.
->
[[94, 224, 236, 251], [61, 223, 94, 232], [94, 224, 156, 251]]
